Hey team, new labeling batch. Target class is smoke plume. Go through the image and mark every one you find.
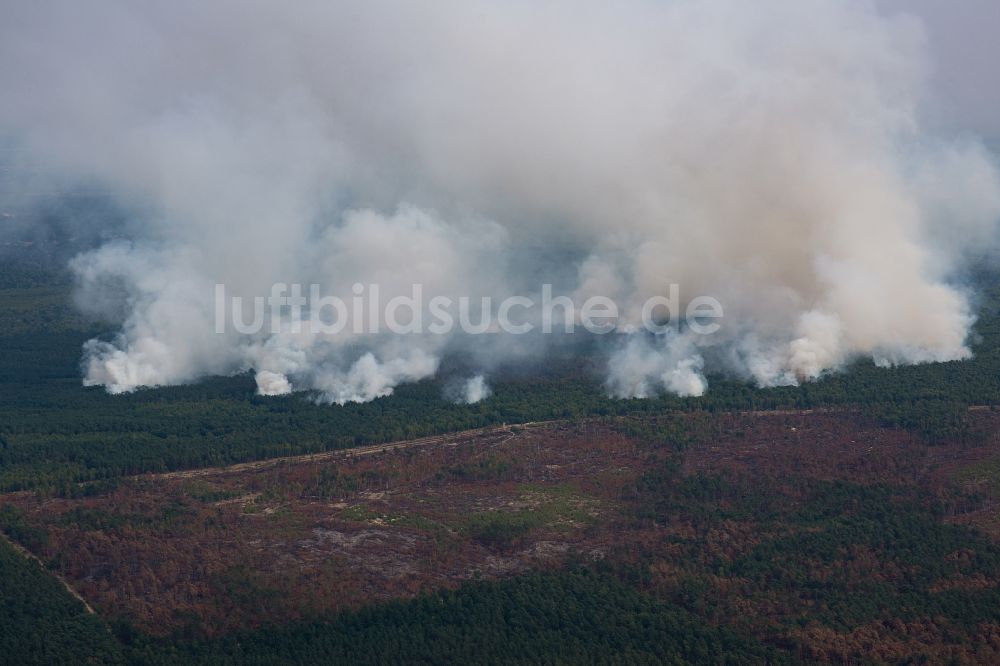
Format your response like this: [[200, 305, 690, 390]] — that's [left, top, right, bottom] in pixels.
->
[[1, 0, 998, 401]]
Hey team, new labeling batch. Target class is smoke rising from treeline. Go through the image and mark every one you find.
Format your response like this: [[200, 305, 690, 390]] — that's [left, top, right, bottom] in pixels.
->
[[1, 0, 998, 402]]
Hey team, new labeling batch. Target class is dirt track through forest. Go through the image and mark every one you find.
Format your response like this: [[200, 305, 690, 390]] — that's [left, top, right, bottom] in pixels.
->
[[144, 421, 557, 481], [141, 406, 901, 482], [128, 405, 997, 483], [0, 530, 97, 615]]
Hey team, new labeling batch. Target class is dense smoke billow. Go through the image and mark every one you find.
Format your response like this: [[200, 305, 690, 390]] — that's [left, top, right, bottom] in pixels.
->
[[1, 0, 998, 403]]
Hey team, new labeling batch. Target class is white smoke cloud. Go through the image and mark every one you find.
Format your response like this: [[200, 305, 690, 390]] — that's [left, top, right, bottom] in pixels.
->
[[608, 333, 707, 399], [461, 375, 493, 405], [255, 370, 292, 397], [2, 0, 998, 401], [312, 350, 440, 405], [442, 373, 492, 405]]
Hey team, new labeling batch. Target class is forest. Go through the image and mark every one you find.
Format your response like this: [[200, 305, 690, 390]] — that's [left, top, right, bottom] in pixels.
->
[[0, 536, 123, 665], [0, 258, 997, 493], [2, 259, 1000, 664], [119, 570, 781, 665], [4, 406, 1000, 664]]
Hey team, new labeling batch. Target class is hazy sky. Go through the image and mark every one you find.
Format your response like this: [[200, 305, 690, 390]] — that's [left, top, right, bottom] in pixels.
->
[[876, 0, 1000, 140]]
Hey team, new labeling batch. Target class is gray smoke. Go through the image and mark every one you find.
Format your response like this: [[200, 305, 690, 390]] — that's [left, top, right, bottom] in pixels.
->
[[1, 0, 998, 401]]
